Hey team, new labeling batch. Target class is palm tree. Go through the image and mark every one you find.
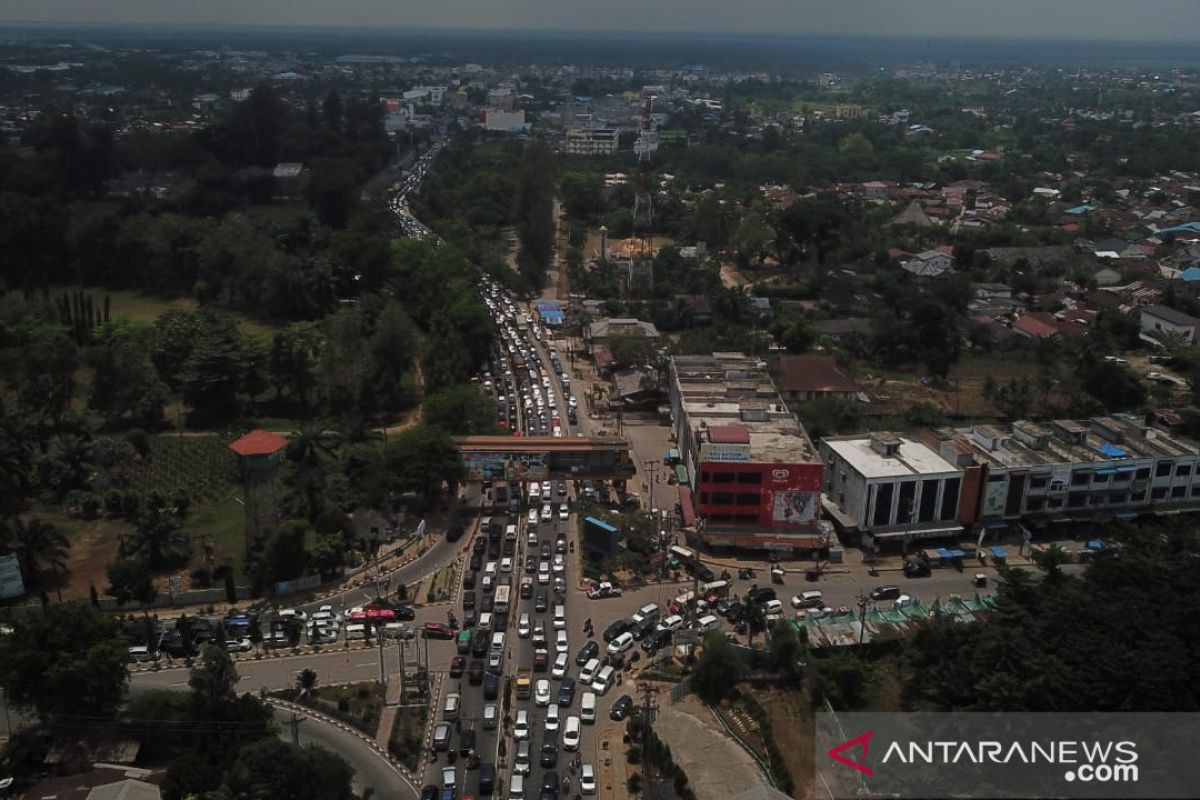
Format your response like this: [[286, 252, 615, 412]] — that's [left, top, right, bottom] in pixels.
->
[[296, 668, 318, 697], [53, 434, 94, 490], [3, 517, 70, 597], [125, 507, 189, 569]]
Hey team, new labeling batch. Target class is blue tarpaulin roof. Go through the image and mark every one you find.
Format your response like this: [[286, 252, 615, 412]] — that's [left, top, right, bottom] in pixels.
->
[[1182, 266, 1200, 282], [1088, 539, 1107, 549], [1097, 443, 1127, 458], [584, 516, 618, 533], [990, 546, 1008, 558], [1160, 222, 1200, 235], [947, 549, 967, 558]]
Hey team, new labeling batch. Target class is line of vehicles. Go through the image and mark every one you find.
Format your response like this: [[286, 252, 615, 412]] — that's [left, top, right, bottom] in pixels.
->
[[389, 138, 446, 239]]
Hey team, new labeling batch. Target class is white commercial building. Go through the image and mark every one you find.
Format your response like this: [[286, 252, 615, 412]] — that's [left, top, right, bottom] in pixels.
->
[[820, 432, 964, 542], [564, 128, 619, 156]]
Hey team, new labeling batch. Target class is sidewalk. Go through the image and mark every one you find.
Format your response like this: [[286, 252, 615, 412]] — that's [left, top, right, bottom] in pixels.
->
[[595, 724, 629, 800], [375, 674, 403, 750], [653, 695, 767, 800]]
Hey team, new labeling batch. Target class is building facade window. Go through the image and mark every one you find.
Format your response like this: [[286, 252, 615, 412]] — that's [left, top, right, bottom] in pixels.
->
[[736, 472, 762, 484], [939, 478, 960, 521], [1156, 463, 1173, 478]]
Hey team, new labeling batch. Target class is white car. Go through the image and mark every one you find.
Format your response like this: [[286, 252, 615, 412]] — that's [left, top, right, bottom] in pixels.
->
[[500, 557, 513, 574], [552, 651, 569, 679], [514, 709, 530, 740], [579, 658, 601, 685], [545, 703, 560, 731], [527, 508, 539, 526], [563, 716, 581, 751], [558, 505, 569, 521], [656, 614, 684, 634], [518, 614, 531, 639], [580, 764, 596, 795], [607, 632, 634, 656], [538, 564, 551, 585], [555, 629, 569, 653], [541, 504, 553, 522], [527, 530, 538, 547], [227, 637, 253, 652], [535, 679, 552, 707], [553, 553, 565, 574]]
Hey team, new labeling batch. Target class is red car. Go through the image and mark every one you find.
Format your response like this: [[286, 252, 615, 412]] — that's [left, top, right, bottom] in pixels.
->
[[423, 621, 454, 640], [449, 656, 465, 677]]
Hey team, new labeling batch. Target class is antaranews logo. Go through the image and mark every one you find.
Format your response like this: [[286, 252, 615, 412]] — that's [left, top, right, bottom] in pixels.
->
[[826, 729, 1139, 785], [826, 731, 875, 777], [818, 712, 1200, 800]]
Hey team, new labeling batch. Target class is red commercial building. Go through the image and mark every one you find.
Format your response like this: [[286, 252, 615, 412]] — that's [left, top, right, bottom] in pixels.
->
[[669, 354, 825, 554]]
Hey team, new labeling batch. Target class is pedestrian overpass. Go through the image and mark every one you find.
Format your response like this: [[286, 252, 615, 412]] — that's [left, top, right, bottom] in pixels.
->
[[454, 435, 636, 482]]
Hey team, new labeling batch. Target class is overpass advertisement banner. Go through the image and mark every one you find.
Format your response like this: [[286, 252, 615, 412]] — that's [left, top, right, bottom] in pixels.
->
[[464, 451, 548, 482]]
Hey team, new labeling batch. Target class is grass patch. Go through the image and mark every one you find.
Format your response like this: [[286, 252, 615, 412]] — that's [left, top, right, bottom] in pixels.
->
[[56, 285, 279, 340], [388, 703, 428, 772], [425, 564, 456, 604], [182, 493, 248, 581], [309, 681, 385, 736], [29, 506, 132, 601], [743, 685, 811, 796]]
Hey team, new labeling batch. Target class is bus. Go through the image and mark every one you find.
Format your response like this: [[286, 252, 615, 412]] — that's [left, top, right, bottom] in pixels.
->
[[494, 585, 512, 614]]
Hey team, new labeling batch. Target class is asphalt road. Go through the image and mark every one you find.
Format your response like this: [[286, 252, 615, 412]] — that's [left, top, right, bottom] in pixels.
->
[[272, 705, 415, 800]]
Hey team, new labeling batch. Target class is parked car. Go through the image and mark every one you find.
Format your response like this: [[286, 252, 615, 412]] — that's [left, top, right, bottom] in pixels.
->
[[610, 695, 634, 721]]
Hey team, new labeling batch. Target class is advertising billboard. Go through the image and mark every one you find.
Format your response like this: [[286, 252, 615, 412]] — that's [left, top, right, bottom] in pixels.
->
[[982, 478, 1008, 517], [463, 451, 548, 482], [0, 554, 25, 600], [763, 464, 824, 528], [699, 442, 752, 463]]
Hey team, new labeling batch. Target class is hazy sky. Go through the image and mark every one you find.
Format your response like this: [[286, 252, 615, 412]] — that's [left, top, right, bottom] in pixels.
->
[[2, 0, 1198, 41]]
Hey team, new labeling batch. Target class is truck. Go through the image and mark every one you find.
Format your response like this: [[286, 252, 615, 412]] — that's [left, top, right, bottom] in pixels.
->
[[515, 669, 532, 700]]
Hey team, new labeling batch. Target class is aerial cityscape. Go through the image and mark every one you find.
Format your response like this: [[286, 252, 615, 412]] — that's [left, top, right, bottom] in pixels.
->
[[1, 4, 1199, 800]]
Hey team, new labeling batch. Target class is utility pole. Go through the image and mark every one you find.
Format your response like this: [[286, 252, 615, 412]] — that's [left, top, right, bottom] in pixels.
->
[[638, 682, 665, 800], [287, 711, 306, 747], [643, 460, 659, 512], [856, 591, 872, 646]]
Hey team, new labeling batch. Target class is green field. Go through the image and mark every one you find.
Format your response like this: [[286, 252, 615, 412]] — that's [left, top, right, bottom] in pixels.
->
[[57, 286, 279, 340], [182, 493, 248, 580]]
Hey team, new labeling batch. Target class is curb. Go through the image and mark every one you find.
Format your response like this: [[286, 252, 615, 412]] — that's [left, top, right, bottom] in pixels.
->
[[130, 640, 400, 673]]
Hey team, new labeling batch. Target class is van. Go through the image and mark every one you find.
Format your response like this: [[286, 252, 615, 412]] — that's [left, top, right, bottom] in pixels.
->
[[491, 631, 506, 653], [607, 632, 634, 657], [443, 692, 460, 721], [508, 773, 525, 800], [632, 603, 660, 624], [485, 561, 498, 576], [478, 612, 493, 633], [581, 691, 597, 723], [591, 665, 615, 695], [763, 599, 784, 616], [528, 482, 540, 502], [504, 524, 518, 541], [514, 740, 532, 775], [696, 614, 721, 633], [344, 623, 367, 641], [483, 703, 498, 730], [481, 574, 494, 593], [563, 715, 581, 751], [553, 604, 566, 630]]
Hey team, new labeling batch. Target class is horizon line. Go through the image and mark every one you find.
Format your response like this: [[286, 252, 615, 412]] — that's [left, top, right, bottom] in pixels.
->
[[0, 19, 1198, 46]]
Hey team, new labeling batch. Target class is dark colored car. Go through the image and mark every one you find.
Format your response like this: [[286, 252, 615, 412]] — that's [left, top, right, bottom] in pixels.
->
[[393, 605, 416, 621], [450, 656, 465, 677], [641, 631, 670, 653], [603, 619, 632, 643], [463, 571, 477, 590], [630, 618, 657, 642], [462, 591, 476, 610], [472, 631, 489, 657], [904, 560, 931, 578], [575, 640, 599, 666], [542, 769, 560, 793], [478, 763, 496, 797], [463, 608, 477, 628], [480, 595, 494, 613], [525, 555, 538, 572], [473, 538, 487, 554], [483, 672, 499, 700], [725, 602, 745, 622], [468, 659, 484, 685], [422, 786, 440, 800], [557, 677, 576, 707], [540, 742, 558, 768], [610, 694, 634, 721], [715, 598, 733, 616], [469, 553, 484, 572], [746, 587, 777, 605], [423, 622, 454, 640], [535, 590, 549, 613]]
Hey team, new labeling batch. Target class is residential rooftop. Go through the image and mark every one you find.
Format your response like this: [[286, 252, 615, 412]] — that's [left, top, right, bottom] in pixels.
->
[[821, 432, 959, 479]]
